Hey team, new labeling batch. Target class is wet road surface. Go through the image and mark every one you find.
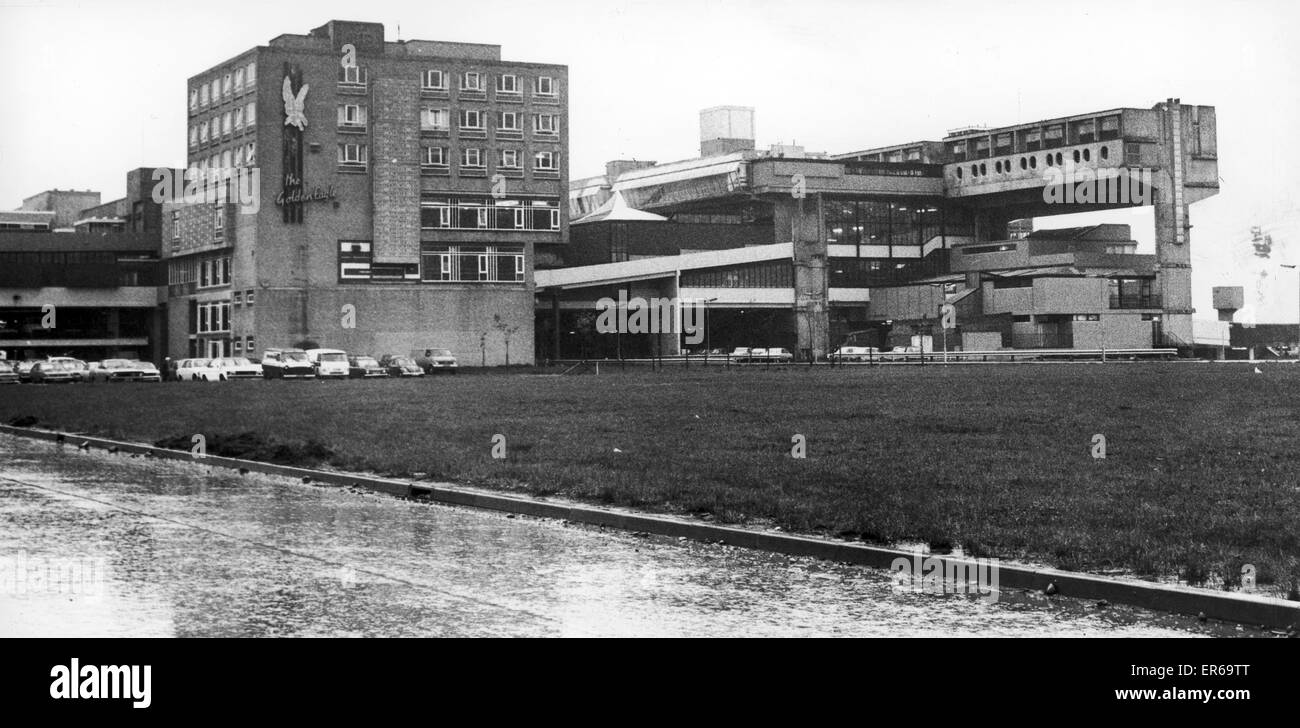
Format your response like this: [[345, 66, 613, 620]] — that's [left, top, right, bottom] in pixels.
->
[[0, 434, 1248, 637]]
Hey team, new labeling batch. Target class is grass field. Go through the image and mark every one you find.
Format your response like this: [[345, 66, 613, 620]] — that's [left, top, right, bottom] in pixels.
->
[[3, 362, 1299, 594]]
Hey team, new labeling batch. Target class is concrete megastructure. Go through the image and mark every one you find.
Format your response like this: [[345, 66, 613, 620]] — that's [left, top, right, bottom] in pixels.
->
[[542, 101, 1218, 359], [168, 19, 566, 363]]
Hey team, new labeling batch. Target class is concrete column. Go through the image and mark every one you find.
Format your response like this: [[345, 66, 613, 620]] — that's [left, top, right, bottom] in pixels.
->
[[775, 194, 829, 359], [1154, 100, 1194, 346]]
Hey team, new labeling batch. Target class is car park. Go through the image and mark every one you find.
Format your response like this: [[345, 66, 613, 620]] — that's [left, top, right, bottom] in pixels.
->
[[210, 357, 263, 379], [29, 360, 78, 383], [89, 358, 149, 383], [412, 348, 458, 374], [306, 349, 350, 379], [0, 361, 18, 385], [261, 349, 316, 379], [347, 355, 388, 378], [379, 355, 424, 377]]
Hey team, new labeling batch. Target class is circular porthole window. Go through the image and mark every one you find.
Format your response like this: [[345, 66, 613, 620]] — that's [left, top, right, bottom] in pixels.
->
[[1100, 146, 1109, 160], [971, 164, 978, 177], [1029, 156, 1037, 169], [995, 161, 1002, 173], [956, 167, 963, 179], [980, 163, 987, 175], [1083, 148, 1091, 162], [1056, 152, 1064, 165], [1073, 149, 1081, 163]]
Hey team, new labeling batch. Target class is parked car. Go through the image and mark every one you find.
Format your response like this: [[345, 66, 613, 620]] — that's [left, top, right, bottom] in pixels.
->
[[30, 360, 78, 383], [88, 358, 149, 383], [729, 347, 755, 363], [412, 348, 458, 374], [209, 357, 263, 379], [15, 360, 42, 382], [176, 358, 220, 381], [133, 361, 162, 382], [829, 346, 879, 362], [306, 348, 350, 379], [0, 361, 18, 385], [347, 355, 388, 378], [47, 357, 90, 381], [261, 349, 315, 379], [757, 347, 794, 363], [379, 355, 424, 377]]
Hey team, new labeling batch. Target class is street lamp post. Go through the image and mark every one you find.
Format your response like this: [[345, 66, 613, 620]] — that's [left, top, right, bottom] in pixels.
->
[[1282, 264, 1300, 359]]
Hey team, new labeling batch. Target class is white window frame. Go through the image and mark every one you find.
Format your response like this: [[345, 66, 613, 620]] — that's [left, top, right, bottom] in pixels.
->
[[460, 109, 483, 130], [246, 62, 256, 85], [499, 111, 520, 131], [422, 69, 446, 90], [513, 207, 525, 228], [222, 73, 232, 98], [190, 89, 199, 110], [199, 121, 209, 142], [514, 254, 525, 281], [423, 146, 446, 166], [549, 208, 560, 230], [461, 71, 482, 91], [534, 151, 556, 170], [199, 85, 209, 106], [233, 107, 244, 130], [536, 76, 555, 96], [423, 108, 448, 131], [497, 74, 518, 94], [339, 104, 366, 127], [500, 149, 520, 168], [245, 102, 256, 124], [534, 113, 557, 134], [339, 143, 368, 165], [234, 67, 244, 91], [462, 148, 484, 168], [342, 65, 365, 85]]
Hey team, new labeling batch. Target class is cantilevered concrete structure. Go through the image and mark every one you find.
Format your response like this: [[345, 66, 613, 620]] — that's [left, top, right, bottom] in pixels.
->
[[541, 99, 1217, 359]]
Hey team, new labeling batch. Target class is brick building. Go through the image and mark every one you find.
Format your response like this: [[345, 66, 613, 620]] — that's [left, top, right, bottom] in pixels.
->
[[167, 19, 567, 364]]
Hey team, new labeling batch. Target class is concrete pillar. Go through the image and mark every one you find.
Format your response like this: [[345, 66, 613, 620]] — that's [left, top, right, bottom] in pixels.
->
[[1154, 100, 1194, 347], [774, 194, 829, 359]]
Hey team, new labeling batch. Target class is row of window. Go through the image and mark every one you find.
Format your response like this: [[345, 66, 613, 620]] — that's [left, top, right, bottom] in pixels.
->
[[421, 108, 558, 135], [338, 66, 557, 97], [190, 103, 257, 148], [948, 116, 1121, 161], [190, 143, 258, 175], [337, 144, 558, 173], [956, 145, 1128, 180], [190, 61, 258, 112], [168, 256, 231, 288], [419, 196, 560, 231], [339, 241, 526, 283]]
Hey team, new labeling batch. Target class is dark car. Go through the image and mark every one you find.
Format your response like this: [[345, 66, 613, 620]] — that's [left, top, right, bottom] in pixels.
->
[[260, 349, 316, 379], [378, 355, 424, 377], [89, 358, 149, 383], [15, 360, 41, 382], [30, 360, 78, 383], [347, 355, 388, 378]]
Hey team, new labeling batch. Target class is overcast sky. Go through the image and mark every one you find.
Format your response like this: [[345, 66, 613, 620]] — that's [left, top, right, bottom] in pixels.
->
[[2, 0, 1298, 320]]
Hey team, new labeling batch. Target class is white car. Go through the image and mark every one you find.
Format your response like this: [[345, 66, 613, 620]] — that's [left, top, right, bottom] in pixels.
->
[[751, 347, 794, 363], [829, 346, 879, 362], [210, 357, 263, 379], [305, 348, 350, 378], [176, 358, 223, 381], [729, 347, 755, 363]]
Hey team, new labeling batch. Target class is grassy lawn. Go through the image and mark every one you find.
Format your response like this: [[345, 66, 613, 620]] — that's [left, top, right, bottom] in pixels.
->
[[3, 362, 1299, 594]]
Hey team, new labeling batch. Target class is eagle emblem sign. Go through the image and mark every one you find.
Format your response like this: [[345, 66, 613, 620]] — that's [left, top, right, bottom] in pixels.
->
[[282, 76, 309, 131]]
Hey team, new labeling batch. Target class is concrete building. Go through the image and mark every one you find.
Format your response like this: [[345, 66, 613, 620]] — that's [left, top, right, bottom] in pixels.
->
[[168, 19, 567, 364], [0, 169, 181, 363], [19, 189, 101, 230], [542, 100, 1218, 359]]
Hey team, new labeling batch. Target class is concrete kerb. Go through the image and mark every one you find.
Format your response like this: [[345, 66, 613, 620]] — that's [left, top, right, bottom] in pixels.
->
[[2, 423, 1297, 631]]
